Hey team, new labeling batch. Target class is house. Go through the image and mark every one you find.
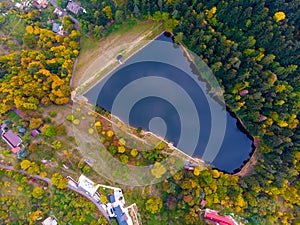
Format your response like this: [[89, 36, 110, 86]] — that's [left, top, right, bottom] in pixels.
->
[[31, 129, 40, 137], [17, 126, 26, 134], [204, 209, 239, 225], [52, 23, 64, 35], [17, 148, 27, 159], [108, 193, 133, 225], [15, 2, 23, 9], [77, 174, 100, 196], [42, 216, 58, 225], [66, 1, 81, 15], [34, 0, 48, 8], [54, 8, 63, 17], [2, 130, 22, 149]]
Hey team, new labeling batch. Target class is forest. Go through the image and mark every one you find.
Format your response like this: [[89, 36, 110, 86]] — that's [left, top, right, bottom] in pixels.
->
[[0, 0, 299, 224], [75, 0, 300, 224]]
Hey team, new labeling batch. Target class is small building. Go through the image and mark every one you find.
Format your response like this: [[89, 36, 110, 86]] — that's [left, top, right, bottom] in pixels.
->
[[204, 209, 238, 225], [17, 126, 26, 134], [31, 129, 40, 137], [11, 146, 21, 154], [66, 1, 81, 15], [77, 174, 100, 196], [108, 194, 133, 225], [34, 0, 48, 8], [183, 162, 197, 171], [2, 130, 22, 149], [42, 216, 58, 225], [52, 23, 64, 35], [15, 2, 23, 9], [0, 122, 7, 135], [54, 8, 63, 17]]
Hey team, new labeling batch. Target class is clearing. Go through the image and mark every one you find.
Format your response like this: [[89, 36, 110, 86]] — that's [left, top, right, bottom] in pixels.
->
[[72, 19, 163, 89]]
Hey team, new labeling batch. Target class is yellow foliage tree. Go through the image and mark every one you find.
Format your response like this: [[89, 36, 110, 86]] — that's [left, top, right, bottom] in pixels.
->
[[151, 162, 167, 179], [274, 11, 286, 22], [145, 196, 163, 214], [26, 25, 34, 34], [118, 146, 126, 153]]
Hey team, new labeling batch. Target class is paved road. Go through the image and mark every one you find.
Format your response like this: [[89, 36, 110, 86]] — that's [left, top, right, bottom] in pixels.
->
[[67, 181, 111, 223], [0, 163, 111, 224]]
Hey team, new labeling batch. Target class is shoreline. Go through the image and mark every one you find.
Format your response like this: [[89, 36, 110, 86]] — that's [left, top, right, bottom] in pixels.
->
[[180, 40, 258, 176], [75, 30, 256, 176], [74, 24, 164, 96]]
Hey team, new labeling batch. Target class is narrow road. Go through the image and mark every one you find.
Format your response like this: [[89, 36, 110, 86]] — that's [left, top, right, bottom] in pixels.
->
[[0, 163, 111, 224], [66, 181, 111, 223], [49, 0, 80, 28]]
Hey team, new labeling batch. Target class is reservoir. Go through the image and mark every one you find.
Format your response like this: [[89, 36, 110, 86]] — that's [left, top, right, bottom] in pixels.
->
[[84, 32, 253, 173]]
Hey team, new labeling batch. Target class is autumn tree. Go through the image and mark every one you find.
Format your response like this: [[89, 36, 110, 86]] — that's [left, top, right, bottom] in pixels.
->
[[145, 196, 163, 214]]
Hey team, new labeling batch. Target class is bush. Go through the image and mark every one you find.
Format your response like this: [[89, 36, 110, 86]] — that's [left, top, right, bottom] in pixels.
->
[[44, 117, 51, 123], [48, 111, 57, 117], [130, 149, 139, 157], [120, 154, 129, 164], [66, 114, 74, 121], [38, 107, 44, 113]]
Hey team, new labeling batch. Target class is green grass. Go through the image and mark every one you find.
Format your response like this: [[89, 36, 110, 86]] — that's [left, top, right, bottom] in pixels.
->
[[7, 111, 19, 121], [1, 13, 26, 45], [106, 18, 138, 36], [80, 19, 155, 53]]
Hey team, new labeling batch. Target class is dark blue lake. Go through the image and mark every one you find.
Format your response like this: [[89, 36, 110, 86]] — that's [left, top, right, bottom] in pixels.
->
[[84, 32, 253, 173]]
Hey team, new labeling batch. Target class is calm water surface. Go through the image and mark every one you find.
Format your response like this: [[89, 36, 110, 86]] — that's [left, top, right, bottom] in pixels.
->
[[85, 33, 253, 173]]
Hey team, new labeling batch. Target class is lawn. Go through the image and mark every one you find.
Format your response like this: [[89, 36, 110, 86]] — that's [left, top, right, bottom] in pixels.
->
[[6, 111, 20, 122], [2, 13, 26, 41]]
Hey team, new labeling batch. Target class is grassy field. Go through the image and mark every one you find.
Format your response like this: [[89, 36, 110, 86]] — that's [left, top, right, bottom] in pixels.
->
[[73, 19, 163, 89], [0, 10, 26, 54]]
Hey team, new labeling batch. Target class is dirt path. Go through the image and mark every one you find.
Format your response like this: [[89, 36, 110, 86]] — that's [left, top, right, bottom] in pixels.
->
[[72, 21, 162, 89]]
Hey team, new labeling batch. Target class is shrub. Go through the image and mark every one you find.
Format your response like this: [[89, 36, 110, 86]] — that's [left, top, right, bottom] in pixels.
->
[[48, 111, 57, 117]]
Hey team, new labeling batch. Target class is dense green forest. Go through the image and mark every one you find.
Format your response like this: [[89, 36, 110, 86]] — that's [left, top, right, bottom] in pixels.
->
[[0, 0, 299, 224], [124, 0, 300, 224]]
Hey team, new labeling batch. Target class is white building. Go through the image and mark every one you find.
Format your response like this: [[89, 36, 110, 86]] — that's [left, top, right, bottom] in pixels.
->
[[77, 174, 100, 196], [42, 216, 58, 225]]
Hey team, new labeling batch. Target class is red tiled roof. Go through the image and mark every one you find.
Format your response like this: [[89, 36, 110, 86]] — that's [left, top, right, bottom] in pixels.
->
[[205, 210, 235, 225]]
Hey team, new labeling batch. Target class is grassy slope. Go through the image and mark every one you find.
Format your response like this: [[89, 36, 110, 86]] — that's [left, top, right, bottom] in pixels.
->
[[73, 20, 162, 88]]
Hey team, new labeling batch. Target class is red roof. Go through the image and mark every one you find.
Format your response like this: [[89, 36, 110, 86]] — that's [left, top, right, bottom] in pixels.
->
[[11, 146, 20, 154], [205, 210, 235, 225]]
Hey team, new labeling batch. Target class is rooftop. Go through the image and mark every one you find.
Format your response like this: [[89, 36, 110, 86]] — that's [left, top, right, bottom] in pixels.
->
[[2, 130, 22, 148], [42, 216, 58, 225], [204, 210, 236, 225], [31, 129, 40, 137], [67, 1, 81, 15], [78, 174, 99, 196]]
